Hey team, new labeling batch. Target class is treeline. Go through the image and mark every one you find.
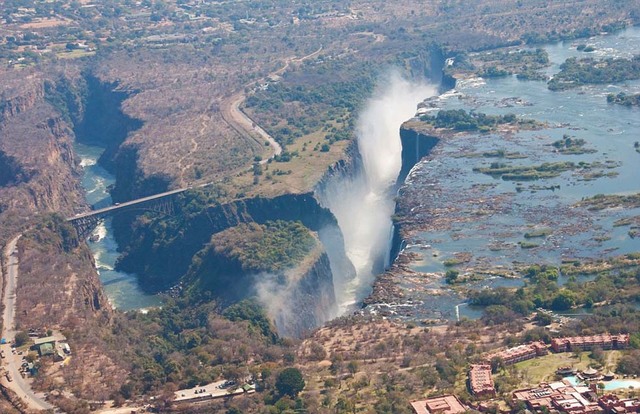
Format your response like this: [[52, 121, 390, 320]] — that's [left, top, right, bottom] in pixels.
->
[[607, 92, 640, 106], [469, 256, 640, 322], [111, 296, 288, 401], [420, 109, 523, 132], [548, 55, 640, 91], [210, 220, 317, 273]]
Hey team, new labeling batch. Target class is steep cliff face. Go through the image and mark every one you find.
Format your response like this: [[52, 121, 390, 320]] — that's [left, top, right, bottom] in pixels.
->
[[108, 145, 171, 202], [389, 126, 441, 266], [51, 73, 151, 203], [16, 216, 112, 329], [115, 192, 340, 291], [268, 249, 336, 338], [0, 73, 45, 123], [397, 127, 441, 187], [0, 72, 85, 241], [0, 68, 114, 327], [180, 221, 337, 337]]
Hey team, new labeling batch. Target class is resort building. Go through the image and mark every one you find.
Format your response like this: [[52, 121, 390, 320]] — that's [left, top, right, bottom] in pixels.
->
[[486, 341, 548, 366], [598, 394, 640, 414], [410, 395, 468, 414], [513, 379, 602, 414], [551, 334, 630, 353], [469, 364, 496, 397]]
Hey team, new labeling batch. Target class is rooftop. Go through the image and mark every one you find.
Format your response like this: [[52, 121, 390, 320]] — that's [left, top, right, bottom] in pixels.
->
[[33, 336, 57, 346], [411, 395, 467, 414]]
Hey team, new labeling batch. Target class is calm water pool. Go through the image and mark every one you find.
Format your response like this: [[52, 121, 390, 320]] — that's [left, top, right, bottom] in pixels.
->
[[565, 375, 640, 390]]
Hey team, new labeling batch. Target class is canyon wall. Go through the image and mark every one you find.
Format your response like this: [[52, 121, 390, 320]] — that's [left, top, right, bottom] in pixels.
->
[[0, 68, 112, 323]]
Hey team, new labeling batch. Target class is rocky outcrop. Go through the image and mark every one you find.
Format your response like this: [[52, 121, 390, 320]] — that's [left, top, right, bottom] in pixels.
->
[[180, 221, 337, 337], [0, 73, 45, 123], [0, 68, 113, 328], [114, 192, 340, 291]]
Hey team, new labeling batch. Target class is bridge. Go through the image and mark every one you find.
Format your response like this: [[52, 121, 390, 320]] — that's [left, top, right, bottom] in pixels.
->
[[67, 186, 197, 240]]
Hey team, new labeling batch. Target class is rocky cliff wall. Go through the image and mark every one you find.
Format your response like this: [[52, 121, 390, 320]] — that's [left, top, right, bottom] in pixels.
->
[[272, 249, 336, 338], [115, 192, 340, 291], [0, 69, 112, 323], [0, 72, 84, 240], [396, 127, 441, 187]]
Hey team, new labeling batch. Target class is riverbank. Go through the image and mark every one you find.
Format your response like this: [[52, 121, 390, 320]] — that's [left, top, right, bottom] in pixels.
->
[[364, 26, 640, 322]]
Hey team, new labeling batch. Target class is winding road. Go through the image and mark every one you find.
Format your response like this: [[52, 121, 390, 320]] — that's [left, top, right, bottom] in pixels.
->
[[220, 46, 323, 164], [0, 235, 54, 411]]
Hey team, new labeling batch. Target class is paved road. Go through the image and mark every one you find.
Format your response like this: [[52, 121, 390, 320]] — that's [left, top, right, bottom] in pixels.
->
[[0, 235, 54, 411], [174, 379, 254, 403], [221, 46, 323, 165]]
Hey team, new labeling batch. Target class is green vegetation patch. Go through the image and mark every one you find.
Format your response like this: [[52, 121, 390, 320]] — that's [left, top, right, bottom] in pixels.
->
[[515, 351, 602, 386], [469, 255, 640, 317], [473, 161, 577, 181], [551, 134, 596, 155], [607, 92, 640, 107], [420, 109, 538, 132], [483, 149, 528, 159], [524, 228, 552, 239], [472, 48, 549, 81], [244, 60, 376, 150], [576, 193, 640, 211], [475, 159, 618, 181], [211, 220, 317, 273], [548, 55, 640, 91], [454, 149, 528, 159], [576, 44, 597, 53]]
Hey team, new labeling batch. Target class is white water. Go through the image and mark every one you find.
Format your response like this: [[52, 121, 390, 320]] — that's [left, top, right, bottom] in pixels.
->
[[321, 71, 436, 311], [75, 142, 162, 311]]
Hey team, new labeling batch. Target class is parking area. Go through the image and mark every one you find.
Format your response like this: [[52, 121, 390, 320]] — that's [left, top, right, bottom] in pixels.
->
[[174, 379, 255, 402]]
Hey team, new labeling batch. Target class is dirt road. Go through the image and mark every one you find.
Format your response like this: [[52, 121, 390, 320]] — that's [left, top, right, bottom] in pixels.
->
[[0, 235, 54, 411]]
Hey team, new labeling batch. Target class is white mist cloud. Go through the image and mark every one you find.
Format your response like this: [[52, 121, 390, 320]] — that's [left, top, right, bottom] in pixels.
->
[[320, 70, 436, 312], [254, 272, 294, 336]]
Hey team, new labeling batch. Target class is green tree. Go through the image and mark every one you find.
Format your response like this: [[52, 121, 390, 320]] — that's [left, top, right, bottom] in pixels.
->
[[276, 367, 305, 397], [445, 269, 459, 284], [534, 312, 553, 326], [551, 290, 576, 310], [15, 331, 30, 347]]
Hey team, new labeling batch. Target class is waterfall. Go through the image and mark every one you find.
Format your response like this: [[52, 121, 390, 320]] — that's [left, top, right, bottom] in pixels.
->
[[319, 70, 436, 312]]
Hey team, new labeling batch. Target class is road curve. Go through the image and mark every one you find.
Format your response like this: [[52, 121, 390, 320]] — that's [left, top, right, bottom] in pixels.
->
[[1, 235, 54, 411], [221, 46, 323, 165]]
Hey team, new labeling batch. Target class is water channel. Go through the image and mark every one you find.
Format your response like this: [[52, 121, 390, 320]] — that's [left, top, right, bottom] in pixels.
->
[[74, 27, 640, 316], [398, 26, 640, 321], [74, 142, 162, 311]]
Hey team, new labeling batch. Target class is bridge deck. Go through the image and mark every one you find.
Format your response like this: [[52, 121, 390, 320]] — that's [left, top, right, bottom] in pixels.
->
[[67, 187, 190, 222]]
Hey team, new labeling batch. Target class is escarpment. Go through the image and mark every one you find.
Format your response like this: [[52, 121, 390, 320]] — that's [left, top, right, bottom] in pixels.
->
[[114, 192, 344, 291], [0, 70, 85, 240], [182, 221, 337, 337], [0, 69, 114, 344], [16, 216, 112, 329]]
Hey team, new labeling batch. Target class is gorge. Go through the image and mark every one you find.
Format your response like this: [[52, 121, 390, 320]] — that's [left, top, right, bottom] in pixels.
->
[[66, 68, 440, 337]]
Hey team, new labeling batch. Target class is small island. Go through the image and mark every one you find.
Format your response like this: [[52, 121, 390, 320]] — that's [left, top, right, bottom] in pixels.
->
[[548, 55, 640, 90], [607, 92, 640, 106]]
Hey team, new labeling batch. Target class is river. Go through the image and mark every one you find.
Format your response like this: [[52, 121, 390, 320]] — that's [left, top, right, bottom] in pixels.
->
[[74, 27, 640, 318], [74, 142, 162, 311], [387, 26, 640, 321]]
